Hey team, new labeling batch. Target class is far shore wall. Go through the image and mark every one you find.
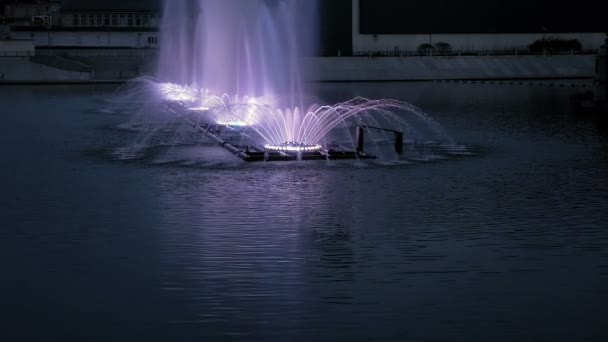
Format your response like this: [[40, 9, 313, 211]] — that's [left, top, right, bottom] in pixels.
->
[[0, 54, 595, 83], [303, 55, 595, 82], [0, 39, 35, 54], [352, 33, 606, 53], [0, 57, 91, 81]]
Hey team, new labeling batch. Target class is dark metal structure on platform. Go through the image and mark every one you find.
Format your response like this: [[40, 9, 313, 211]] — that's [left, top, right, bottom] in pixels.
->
[[357, 125, 404, 155]]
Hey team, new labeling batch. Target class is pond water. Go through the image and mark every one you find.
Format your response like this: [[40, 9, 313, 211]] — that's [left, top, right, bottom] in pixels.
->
[[1, 81, 607, 341]]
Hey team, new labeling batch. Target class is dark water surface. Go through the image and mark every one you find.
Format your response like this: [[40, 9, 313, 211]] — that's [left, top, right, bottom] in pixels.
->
[[1, 82, 608, 341]]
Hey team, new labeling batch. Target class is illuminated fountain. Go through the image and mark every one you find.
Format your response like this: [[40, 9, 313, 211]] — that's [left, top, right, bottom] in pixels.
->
[[113, 0, 456, 162], [138, 81, 448, 161]]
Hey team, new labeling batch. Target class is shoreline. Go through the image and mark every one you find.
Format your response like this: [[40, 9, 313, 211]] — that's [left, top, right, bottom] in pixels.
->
[[0, 75, 594, 86], [0, 54, 596, 85], [0, 79, 126, 85]]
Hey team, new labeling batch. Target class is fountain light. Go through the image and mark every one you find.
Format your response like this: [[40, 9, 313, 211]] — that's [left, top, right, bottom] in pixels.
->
[[188, 106, 211, 111], [216, 120, 253, 127], [159, 83, 199, 102], [264, 143, 322, 152]]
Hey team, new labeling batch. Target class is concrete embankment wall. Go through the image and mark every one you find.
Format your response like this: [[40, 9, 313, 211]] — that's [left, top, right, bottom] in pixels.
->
[[304, 55, 595, 82], [0, 57, 91, 81], [66, 56, 156, 80], [0, 54, 595, 83]]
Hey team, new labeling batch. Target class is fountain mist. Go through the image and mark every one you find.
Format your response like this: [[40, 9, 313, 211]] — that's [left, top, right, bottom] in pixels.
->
[[158, 0, 318, 108]]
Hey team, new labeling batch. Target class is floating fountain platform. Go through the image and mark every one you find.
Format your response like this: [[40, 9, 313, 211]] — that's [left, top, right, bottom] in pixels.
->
[[165, 102, 377, 162], [238, 148, 376, 162], [202, 132, 376, 163]]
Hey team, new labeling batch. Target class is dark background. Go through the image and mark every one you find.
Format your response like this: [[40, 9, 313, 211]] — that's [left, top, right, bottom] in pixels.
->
[[359, 0, 607, 34], [319, 0, 352, 56], [2, 0, 606, 55]]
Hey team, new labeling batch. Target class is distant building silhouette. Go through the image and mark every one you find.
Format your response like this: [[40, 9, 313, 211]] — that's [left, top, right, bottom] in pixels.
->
[[60, 1, 160, 29], [5, 1, 160, 49]]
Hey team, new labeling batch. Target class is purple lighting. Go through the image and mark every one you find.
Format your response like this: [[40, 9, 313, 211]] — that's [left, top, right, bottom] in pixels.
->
[[157, 0, 317, 105], [113, 1, 451, 160]]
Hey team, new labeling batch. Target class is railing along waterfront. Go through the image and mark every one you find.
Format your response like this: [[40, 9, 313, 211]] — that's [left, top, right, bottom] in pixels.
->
[[1, 48, 600, 58], [0, 49, 159, 58], [350, 49, 600, 57]]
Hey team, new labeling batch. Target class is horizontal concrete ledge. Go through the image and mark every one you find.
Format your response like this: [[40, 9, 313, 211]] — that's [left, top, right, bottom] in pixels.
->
[[1, 55, 594, 84], [305, 55, 596, 82], [0, 76, 594, 86], [317, 75, 595, 83], [0, 79, 126, 86]]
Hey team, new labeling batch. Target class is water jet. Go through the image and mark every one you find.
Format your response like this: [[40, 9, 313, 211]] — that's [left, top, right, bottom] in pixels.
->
[[112, 0, 452, 164]]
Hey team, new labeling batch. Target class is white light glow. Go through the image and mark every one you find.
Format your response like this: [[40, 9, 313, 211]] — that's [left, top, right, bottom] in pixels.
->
[[157, 82, 264, 127], [264, 143, 322, 152], [217, 120, 252, 127], [188, 106, 211, 111], [159, 83, 200, 102]]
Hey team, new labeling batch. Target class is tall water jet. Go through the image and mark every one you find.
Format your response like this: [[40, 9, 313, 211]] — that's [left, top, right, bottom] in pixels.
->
[[158, 0, 318, 108]]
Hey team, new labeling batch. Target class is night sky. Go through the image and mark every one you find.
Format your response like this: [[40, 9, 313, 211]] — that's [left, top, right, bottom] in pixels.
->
[[359, 0, 606, 34]]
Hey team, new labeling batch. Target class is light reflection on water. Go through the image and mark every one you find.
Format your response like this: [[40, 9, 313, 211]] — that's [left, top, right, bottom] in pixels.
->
[[1, 82, 608, 341]]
